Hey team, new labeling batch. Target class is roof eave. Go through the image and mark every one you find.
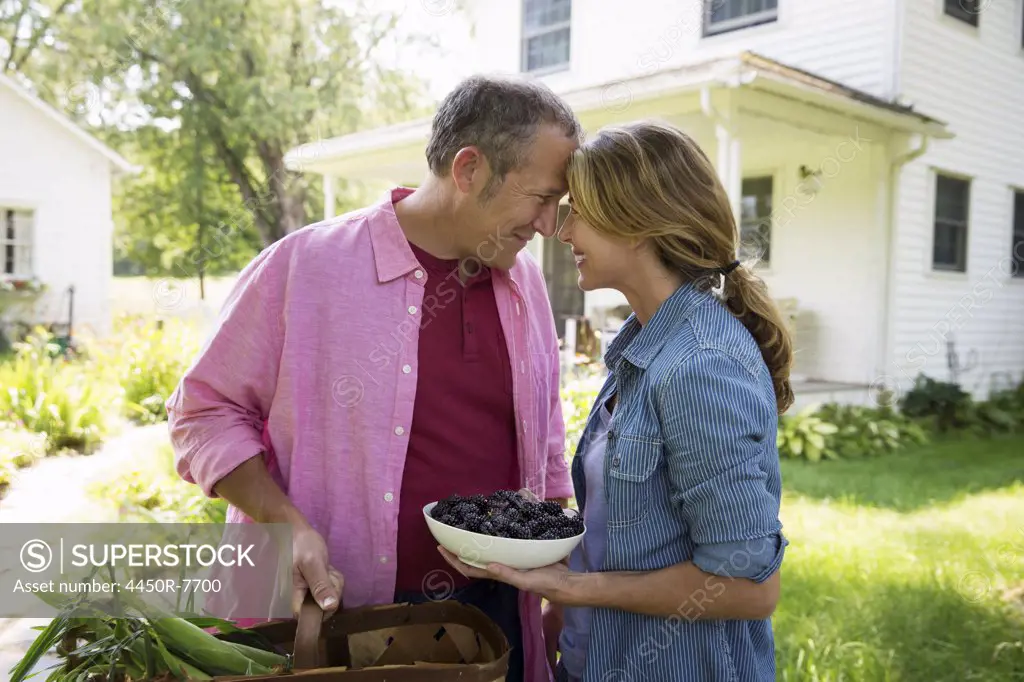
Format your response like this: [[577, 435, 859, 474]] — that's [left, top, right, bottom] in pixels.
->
[[0, 72, 142, 175], [747, 72, 954, 139]]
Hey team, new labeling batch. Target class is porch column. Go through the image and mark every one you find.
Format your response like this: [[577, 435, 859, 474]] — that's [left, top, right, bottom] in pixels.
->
[[703, 87, 743, 240], [323, 173, 336, 220], [726, 135, 742, 235]]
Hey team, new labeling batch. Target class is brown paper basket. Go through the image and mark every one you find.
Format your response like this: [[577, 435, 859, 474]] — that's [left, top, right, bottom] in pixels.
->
[[209, 595, 510, 682]]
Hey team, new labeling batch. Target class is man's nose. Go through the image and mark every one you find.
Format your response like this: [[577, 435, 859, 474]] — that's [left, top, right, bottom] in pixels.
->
[[532, 202, 560, 238]]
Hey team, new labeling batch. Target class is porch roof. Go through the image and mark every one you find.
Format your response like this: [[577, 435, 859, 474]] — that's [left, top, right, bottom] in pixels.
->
[[284, 50, 953, 180]]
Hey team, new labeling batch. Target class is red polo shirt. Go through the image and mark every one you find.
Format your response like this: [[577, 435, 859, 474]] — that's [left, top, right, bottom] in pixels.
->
[[393, 242, 520, 593]]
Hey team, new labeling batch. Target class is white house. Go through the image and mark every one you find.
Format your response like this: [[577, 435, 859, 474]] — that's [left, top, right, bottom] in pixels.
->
[[285, 0, 1024, 409], [0, 72, 137, 343]]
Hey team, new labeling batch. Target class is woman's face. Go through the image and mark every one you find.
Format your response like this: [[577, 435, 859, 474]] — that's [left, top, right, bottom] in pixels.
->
[[556, 198, 639, 292]]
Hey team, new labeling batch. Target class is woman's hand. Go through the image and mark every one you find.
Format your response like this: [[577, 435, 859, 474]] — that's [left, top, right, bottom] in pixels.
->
[[437, 546, 582, 605]]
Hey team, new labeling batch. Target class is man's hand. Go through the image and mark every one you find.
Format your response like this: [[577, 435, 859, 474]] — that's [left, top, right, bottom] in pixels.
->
[[291, 523, 344, 619], [210, 456, 344, 619], [542, 601, 563, 674]]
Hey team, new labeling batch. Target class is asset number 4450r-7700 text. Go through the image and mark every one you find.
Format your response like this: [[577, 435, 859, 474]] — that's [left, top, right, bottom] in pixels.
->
[[121, 578, 222, 594]]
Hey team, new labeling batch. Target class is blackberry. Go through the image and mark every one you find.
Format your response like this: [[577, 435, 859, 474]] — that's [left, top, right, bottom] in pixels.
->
[[453, 502, 478, 518], [506, 522, 530, 539], [431, 490, 585, 540], [540, 500, 564, 516], [529, 517, 557, 535]]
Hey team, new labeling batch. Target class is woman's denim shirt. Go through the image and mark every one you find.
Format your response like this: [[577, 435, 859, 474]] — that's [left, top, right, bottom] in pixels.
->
[[570, 281, 788, 682]]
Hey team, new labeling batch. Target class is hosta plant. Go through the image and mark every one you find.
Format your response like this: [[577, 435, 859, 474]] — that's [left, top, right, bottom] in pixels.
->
[[777, 405, 839, 462]]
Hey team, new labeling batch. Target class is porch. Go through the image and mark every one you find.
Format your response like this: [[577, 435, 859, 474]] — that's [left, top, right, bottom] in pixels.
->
[[285, 51, 952, 395]]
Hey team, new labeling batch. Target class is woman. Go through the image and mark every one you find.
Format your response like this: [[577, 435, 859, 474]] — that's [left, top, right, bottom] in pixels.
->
[[439, 120, 793, 682]]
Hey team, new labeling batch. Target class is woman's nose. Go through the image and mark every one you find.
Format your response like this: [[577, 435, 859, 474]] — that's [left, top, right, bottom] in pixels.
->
[[556, 214, 572, 244]]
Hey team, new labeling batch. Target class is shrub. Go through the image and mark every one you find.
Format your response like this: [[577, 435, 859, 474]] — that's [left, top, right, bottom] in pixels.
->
[[0, 329, 115, 453], [777, 402, 931, 462], [815, 403, 930, 458], [95, 315, 201, 424], [777, 405, 840, 462], [897, 373, 1024, 437], [899, 374, 973, 433], [961, 385, 1024, 436]]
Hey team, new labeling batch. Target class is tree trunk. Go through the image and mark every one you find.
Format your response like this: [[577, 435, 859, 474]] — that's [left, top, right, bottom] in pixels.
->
[[263, 148, 308, 243]]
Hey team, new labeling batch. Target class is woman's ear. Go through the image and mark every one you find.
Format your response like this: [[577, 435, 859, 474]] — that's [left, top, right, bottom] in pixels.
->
[[631, 235, 654, 254]]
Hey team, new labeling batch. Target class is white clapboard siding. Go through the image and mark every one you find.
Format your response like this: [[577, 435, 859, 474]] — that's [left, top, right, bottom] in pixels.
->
[[889, 0, 1024, 397], [462, 0, 896, 98]]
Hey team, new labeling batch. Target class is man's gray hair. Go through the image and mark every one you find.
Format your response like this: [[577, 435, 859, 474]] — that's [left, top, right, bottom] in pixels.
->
[[425, 75, 583, 200]]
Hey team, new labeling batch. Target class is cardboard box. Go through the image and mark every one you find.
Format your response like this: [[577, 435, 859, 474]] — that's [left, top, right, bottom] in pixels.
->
[[211, 597, 510, 682]]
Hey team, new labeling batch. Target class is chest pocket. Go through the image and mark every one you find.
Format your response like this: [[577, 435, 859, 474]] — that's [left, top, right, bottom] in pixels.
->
[[606, 433, 663, 527]]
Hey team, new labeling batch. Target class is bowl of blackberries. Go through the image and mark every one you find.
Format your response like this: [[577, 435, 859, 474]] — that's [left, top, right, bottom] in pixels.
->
[[424, 489, 585, 570]]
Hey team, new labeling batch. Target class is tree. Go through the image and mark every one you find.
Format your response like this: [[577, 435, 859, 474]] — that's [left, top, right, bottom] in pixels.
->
[[2, 0, 435, 275]]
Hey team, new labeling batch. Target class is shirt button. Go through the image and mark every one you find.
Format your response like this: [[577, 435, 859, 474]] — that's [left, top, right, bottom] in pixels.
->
[[520, 361, 525, 374], [380, 556, 388, 563], [408, 305, 417, 315], [394, 426, 405, 436], [384, 492, 394, 502], [414, 270, 423, 279], [402, 364, 411, 374]]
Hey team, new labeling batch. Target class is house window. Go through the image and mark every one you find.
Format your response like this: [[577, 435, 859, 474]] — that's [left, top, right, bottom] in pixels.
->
[[944, 0, 980, 26], [932, 174, 970, 272], [1013, 191, 1024, 278], [704, 0, 778, 37], [1, 208, 34, 277], [521, 0, 571, 73], [739, 176, 773, 265]]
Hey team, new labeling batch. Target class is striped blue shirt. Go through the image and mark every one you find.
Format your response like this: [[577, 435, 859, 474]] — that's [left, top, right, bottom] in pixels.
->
[[568, 281, 788, 682]]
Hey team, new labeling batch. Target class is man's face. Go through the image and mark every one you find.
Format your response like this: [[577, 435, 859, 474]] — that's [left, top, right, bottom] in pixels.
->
[[455, 124, 578, 271]]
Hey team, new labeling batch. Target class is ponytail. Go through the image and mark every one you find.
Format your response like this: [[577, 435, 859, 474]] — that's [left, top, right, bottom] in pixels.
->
[[721, 267, 795, 414]]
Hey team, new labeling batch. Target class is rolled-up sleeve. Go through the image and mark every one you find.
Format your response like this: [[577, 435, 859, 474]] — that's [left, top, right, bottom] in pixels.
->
[[165, 240, 290, 498], [656, 348, 787, 584]]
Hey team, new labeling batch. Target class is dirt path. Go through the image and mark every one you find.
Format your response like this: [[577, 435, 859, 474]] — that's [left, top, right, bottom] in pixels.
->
[[0, 423, 169, 679]]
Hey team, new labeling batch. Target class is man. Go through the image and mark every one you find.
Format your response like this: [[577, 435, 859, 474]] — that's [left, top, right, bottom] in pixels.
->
[[165, 74, 582, 682]]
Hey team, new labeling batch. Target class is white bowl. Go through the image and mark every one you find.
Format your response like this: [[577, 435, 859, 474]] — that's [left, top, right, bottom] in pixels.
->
[[423, 502, 585, 570]]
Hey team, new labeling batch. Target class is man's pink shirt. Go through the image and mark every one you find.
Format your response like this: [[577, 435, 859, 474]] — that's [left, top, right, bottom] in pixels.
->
[[166, 187, 574, 682]]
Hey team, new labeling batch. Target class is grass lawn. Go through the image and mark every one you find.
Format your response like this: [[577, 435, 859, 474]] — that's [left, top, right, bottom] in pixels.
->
[[775, 433, 1024, 681]]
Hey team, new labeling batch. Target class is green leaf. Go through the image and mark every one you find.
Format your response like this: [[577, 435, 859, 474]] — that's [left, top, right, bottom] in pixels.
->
[[8, 615, 70, 682]]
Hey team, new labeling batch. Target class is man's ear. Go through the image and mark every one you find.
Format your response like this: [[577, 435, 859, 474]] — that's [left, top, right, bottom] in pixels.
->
[[451, 146, 488, 195]]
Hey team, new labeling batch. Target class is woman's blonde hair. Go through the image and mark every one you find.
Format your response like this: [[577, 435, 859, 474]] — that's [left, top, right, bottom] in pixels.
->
[[566, 120, 794, 414]]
